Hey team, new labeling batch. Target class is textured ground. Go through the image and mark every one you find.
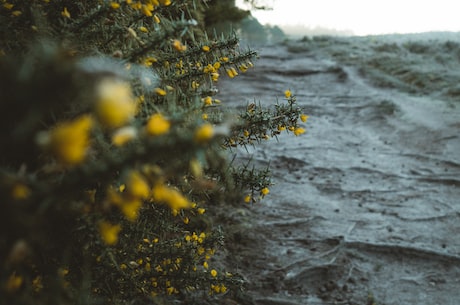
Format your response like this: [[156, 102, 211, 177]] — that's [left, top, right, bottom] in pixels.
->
[[216, 33, 460, 305]]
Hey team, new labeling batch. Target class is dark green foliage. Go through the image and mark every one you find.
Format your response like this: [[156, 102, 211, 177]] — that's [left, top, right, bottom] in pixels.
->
[[0, 1, 303, 304]]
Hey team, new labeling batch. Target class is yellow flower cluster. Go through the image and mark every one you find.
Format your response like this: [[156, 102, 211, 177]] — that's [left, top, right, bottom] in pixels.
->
[[154, 87, 167, 96], [110, 2, 120, 9], [10, 182, 30, 200], [106, 170, 150, 221], [99, 221, 122, 245], [145, 113, 170, 136], [125, 0, 172, 17], [111, 126, 137, 146], [210, 283, 227, 294], [294, 127, 305, 136], [61, 7, 70, 18], [202, 96, 213, 106], [184, 231, 206, 244], [260, 187, 270, 196], [46, 115, 94, 165], [300, 114, 309, 122], [193, 123, 214, 143], [152, 183, 192, 211], [225, 67, 238, 78], [95, 79, 136, 129], [114, 229, 224, 298], [172, 39, 187, 52], [6, 273, 23, 292]]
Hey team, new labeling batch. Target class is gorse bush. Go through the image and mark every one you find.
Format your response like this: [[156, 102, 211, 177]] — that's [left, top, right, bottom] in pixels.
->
[[0, 1, 307, 304]]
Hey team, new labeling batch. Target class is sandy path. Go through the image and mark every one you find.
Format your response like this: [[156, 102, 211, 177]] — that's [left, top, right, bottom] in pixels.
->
[[217, 39, 460, 305]]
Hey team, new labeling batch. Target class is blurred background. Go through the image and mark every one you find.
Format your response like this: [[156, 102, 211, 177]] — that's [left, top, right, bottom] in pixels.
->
[[226, 0, 460, 42]]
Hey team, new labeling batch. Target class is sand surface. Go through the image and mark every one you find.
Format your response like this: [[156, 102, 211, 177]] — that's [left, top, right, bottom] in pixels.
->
[[216, 33, 460, 305]]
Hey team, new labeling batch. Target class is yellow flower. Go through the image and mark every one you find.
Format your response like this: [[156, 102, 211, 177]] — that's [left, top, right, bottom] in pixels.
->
[[166, 287, 177, 295], [294, 127, 305, 136], [159, 0, 171, 5], [61, 7, 70, 18], [151, 184, 168, 201], [48, 115, 93, 165], [169, 192, 190, 210], [130, 1, 141, 9], [4, 3, 13, 9], [210, 269, 217, 277], [145, 113, 170, 136], [191, 80, 200, 89], [300, 114, 309, 122], [202, 96, 212, 106], [11, 183, 30, 200], [172, 39, 187, 52], [202, 45, 210, 52], [244, 194, 251, 203], [110, 2, 120, 9], [143, 57, 157, 66], [111, 126, 137, 146], [106, 187, 124, 208], [261, 187, 270, 196], [152, 184, 191, 210], [32, 276, 43, 292], [189, 158, 203, 178], [99, 221, 121, 245], [211, 72, 219, 82], [6, 273, 23, 292], [154, 87, 167, 96], [141, 4, 153, 16], [193, 124, 214, 143], [95, 79, 136, 129], [203, 64, 215, 74], [203, 261, 209, 269], [120, 198, 142, 221], [125, 171, 150, 199], [211, 284, 220, 293], [226, 67, 238, 78], [197, 208, 206, 214], [197, 246, 205, 255], [153, 14, 160, 23], [284, 89, 292, 98], [11, 10, 21, 17], [139, 26, 148, 33], [278, 125, 286, 131]]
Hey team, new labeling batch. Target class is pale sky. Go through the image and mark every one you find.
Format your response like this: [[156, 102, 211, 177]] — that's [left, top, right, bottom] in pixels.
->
[[236, 0, 460, 36]]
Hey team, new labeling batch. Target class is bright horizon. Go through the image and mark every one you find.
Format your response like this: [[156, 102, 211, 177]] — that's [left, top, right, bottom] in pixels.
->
[[236, 0, 460, 36]]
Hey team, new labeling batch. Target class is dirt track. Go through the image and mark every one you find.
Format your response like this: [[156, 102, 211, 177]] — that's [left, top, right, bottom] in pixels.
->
[[217, 34, 460, 305]]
